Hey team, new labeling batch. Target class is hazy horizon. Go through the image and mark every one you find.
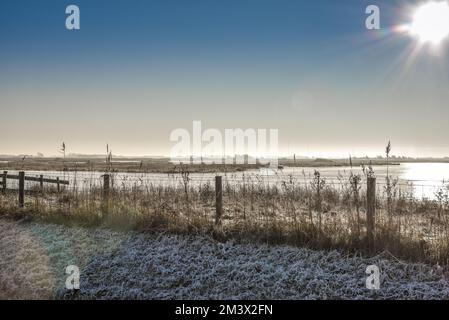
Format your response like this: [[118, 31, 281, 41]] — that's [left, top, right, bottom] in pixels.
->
[[1, 150, 449, 160]]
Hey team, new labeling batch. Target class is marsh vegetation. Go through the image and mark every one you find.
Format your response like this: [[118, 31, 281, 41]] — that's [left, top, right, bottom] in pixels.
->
[[1, 164, 449, 266]]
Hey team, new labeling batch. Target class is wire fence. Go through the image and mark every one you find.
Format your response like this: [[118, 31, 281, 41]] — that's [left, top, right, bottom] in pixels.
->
[[2, 168, 448, 201]]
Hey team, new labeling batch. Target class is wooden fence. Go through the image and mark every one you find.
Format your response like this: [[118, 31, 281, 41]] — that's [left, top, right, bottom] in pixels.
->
[[0, 172, 377, 249], [0, 171, 69, 207]]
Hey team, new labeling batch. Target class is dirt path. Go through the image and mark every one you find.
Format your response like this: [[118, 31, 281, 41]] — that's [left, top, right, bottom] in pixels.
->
[[0, 218, 448, 299]]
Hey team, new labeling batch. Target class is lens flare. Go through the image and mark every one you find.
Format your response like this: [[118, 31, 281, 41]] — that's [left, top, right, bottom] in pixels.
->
[[410, 1, 449, 45]]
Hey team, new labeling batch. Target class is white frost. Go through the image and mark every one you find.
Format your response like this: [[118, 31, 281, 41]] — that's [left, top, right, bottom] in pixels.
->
[[0, 219, 448, 300]]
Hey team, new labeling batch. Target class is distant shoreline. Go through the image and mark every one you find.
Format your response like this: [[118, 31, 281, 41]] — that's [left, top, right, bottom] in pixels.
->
[[1, 156, 448, 173]]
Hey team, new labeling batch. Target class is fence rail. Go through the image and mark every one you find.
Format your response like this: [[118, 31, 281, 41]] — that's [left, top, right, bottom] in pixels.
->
[[0, 173, 69, 185], [1, 171, 69, 207]]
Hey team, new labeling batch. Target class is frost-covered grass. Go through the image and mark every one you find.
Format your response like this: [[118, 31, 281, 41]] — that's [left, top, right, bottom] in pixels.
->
[[1, 218, 448, 300], [2, 178, 449, 266]]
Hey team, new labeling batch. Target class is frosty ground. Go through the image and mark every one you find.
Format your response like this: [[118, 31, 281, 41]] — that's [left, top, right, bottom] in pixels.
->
[[0, 218, 448, 300]]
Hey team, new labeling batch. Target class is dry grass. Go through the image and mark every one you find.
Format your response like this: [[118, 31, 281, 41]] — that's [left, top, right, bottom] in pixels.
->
[[1, 171, 449, 266]]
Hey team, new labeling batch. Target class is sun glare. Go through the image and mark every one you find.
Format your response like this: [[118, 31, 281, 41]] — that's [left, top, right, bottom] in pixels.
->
[[410, 1, 449, 45]]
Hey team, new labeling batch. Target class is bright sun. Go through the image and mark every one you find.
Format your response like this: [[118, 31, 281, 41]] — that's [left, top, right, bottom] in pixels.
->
[[410, 1, 449, 45]]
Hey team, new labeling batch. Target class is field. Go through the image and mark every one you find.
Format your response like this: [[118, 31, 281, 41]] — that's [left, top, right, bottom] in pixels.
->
[[0, 156, 264, 173], [1, 219, 448, 300], [1, 165, 449, 266], [5, 155, 449, 174], [2, 157, 449, 300]]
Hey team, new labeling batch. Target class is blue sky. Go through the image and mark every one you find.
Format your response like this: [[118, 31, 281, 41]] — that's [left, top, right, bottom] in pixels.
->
[[1, 0, 449, 157]]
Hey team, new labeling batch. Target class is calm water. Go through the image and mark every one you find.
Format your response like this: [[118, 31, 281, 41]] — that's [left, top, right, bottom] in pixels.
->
[[4, 163, 449, 200], [258, 163, 449, 199]]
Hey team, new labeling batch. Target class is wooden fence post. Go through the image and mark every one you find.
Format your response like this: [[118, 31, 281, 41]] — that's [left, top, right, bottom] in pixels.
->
[[39, 175, 44, 191], [103, 174, 110, 200], [215, 176, 223, 225], [56, 177, 60, 193], [102, 174, 110, 214], [2, 171, 6, 193], [367, 177, 376, 252], [18, 171, 25, 207]]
